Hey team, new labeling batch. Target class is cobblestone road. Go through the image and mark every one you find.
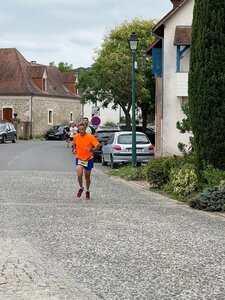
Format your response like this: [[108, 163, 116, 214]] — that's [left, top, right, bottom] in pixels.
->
[[0, 238, 97, 300], [1, 141, 225, 299]]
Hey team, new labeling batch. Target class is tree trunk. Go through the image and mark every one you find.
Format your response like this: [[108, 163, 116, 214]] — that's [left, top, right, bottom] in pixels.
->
[[121, 105, 131, 130], [141, 103, 148, 133]]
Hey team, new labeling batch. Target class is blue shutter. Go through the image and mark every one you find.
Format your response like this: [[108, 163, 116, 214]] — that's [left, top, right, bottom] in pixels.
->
[[152, 48, 162, 77]]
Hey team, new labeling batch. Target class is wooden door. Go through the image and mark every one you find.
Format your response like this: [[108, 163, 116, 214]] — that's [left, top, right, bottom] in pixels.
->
[[3, 108, 12, 122]]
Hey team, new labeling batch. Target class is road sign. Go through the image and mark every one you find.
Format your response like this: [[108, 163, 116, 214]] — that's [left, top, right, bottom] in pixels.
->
[[92, 106, 100, 117], [91, 116, 101, 126]]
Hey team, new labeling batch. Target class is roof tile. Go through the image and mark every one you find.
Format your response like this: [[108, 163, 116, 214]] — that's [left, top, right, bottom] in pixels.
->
[[0, 48, 79, 99]]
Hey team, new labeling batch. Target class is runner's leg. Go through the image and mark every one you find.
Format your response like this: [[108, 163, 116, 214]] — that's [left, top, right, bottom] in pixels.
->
[[77, 165, 84, 188], [85, 170, 91, 191]]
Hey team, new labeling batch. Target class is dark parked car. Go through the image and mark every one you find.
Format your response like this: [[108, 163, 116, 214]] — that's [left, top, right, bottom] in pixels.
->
[[119, 124, 155, 145], [93, 126, 121, 160], [45, 125, 67, 140], [0, 122, 17, 143]]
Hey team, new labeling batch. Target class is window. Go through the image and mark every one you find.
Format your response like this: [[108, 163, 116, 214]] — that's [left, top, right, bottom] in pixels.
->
[[108, 134, 114, 145], [43, 79, 47, 91], [70, 112, 73, 122], [118, 134, 149, 144], [48, 109, 53, 125]]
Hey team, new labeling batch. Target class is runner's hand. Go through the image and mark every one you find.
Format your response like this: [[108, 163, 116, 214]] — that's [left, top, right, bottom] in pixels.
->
[[85, 147, 92, 152]]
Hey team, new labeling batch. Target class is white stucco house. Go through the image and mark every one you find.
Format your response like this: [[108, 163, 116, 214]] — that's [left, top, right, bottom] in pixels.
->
[[83, 102, 122, 126], [146, 0, 194, 156]]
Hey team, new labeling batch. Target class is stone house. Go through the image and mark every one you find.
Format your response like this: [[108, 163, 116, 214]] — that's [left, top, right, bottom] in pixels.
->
[[0, 48, 81, 137], [146, 0, 194, 156]]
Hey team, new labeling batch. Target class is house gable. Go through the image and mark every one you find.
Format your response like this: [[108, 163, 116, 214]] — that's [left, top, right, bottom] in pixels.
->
[[153, 0, 190, 37]]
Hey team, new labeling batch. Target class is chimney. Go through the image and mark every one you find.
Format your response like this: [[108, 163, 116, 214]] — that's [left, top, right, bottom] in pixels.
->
[[171, 0, 181, 8]]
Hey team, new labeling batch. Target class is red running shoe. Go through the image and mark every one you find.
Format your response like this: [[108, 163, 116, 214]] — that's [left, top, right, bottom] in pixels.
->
[[77, 187, 84, 198], [86, 191, 90, 200]]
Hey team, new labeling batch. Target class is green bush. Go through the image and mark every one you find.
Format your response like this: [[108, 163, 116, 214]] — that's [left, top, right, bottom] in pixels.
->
[[189, 181, 225, 211], [146, 155, 194, 188], [202, 165, 225, 188], [108, 165, 147, 181], [165, 163, 198, 199], [104, 121, 116, 126]]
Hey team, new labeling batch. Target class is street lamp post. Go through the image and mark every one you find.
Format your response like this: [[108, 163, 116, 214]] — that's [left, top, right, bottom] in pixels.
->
[[128, 32, 138, 168]]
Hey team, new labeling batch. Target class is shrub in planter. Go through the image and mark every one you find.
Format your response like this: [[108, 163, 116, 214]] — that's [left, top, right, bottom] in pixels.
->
[[165, 163, 198, 199], [189, 182, 225, 211], [146, 156, 190, 188]]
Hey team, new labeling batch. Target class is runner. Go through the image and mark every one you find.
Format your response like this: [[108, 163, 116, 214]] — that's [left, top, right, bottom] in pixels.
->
[[73, 122, 100, 200], [65, 124, 70, 148], [82, 117, 96, 135], [69, 122, 78, 152]]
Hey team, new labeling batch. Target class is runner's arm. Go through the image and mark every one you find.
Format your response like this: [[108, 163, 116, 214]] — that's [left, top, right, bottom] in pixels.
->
[[85, 143, 100, 153]]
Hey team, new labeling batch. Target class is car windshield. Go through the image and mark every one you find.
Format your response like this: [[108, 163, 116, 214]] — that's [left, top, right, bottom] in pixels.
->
[[97, 131, 118, 139], [118, 134, 149, 144], [0, 124, 6, 131], [50, 126, 60, 130], [58, 126, 65, 131]]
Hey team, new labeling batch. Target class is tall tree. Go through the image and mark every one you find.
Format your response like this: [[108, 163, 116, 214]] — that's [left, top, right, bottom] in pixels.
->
[[189, 0, 225, 177], [49, 61, 74, 72], [77, 19, 155, 129]]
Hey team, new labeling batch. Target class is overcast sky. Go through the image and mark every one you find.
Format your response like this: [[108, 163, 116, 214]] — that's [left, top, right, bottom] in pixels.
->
[[1, 0, 171, 68]]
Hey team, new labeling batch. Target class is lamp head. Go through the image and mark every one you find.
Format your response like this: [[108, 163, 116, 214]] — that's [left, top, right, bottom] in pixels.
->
[[128, 32, 138, 51]]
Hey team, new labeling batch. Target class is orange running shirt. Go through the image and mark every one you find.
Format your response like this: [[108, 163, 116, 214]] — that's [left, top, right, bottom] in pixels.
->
[[73, 133, 99, 161]]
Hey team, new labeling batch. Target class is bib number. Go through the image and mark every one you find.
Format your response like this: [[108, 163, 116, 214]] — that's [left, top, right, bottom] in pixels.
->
[[78, 159, 88, 167]]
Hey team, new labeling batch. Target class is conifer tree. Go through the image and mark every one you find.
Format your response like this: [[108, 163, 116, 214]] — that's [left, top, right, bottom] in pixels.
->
[[189, 0, 225, 177]]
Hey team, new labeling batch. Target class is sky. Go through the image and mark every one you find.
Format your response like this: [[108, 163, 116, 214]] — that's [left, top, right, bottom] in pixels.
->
[[0, 0, 172, 68]]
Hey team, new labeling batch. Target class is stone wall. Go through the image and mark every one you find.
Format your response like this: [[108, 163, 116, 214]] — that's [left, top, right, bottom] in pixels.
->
[[32, 96, 81, 136], [0, 96, 31, 122], [0, 95, 82, 137]]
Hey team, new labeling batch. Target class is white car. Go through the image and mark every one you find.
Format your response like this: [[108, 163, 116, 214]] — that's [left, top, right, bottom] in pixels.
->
[[102, 131, 154, 168]]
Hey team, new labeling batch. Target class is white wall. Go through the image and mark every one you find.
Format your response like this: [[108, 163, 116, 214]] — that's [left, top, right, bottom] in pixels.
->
[[162, 0, 194, 155], [83, 102, 122, 125]]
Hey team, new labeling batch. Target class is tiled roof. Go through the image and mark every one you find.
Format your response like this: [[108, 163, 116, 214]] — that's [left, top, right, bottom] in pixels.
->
[[174, 26, 192, 45], [60, 72, 76, 83], [27, 65, 45, 79], [0, 48, 79, 99]]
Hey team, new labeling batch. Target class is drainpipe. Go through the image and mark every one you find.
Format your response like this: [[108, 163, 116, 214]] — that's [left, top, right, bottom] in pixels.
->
[[153, 32, 164, 156]]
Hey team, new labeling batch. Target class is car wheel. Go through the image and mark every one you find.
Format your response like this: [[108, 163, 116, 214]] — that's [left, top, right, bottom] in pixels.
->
[[12, 135, 17, 143], [2, 135, 6, 143], [110, 155, 116, 169], [101, 155, 107, 166]]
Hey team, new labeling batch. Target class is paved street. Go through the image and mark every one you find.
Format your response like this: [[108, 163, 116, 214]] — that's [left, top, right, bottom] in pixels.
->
[[0, 140, 225, 299]]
